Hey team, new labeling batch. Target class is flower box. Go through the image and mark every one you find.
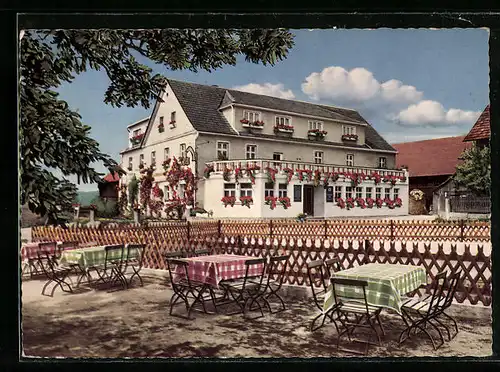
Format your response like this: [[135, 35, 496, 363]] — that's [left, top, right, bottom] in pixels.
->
[[221, 196, 236, 208], [307, 129, 327, 140], [240, 196, 253, 208], [341, 134, 358, 141], [241, 120, 265, 129], [274, 124, 294, 133]]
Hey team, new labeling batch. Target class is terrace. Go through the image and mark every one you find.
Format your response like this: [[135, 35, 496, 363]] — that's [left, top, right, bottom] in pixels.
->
[[21, 270, 491, 358]]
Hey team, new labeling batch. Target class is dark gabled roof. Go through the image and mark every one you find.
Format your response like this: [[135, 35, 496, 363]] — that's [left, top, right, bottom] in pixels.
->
[[168, 80, 237, 135], [226, 89, 361, 124], [164, 79, 395, 152], [392, 136, 472, 177], [464, 105, 490, 142]]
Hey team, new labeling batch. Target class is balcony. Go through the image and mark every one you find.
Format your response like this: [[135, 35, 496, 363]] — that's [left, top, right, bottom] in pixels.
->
[[205, 158, 407, 178]]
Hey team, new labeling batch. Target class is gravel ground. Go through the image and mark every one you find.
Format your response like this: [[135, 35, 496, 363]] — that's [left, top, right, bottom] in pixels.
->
[[20, 272, 492, 359]]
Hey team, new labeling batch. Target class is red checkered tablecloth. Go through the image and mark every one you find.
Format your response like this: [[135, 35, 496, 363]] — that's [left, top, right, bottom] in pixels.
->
[[20, 242, 57, 262], [173, 254, 264, 288]]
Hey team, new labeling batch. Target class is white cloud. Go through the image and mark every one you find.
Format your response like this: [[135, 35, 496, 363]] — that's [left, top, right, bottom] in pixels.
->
[[395, 100, 481, 127], [232, 83, 295, 99], [301, 66, 423, 105]]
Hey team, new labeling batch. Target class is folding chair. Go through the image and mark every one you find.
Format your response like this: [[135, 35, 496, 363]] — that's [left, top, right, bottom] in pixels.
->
[[307, 259, 340, 332], [90, 244, 127, 290], [166, 258, 217, 319], [331, 278, 385, 355], [123, 244, 146, 287], [399, 271, 447, 350], [38, 251, 74, 297], [325, 256, 342, 277], [58, 241, 82, 275], [27, 242, 57, 277], [253, 255, 290, 314], [193, 249, 211, 257], [433, 270, 464, 341], [219, 258, 267, 318]]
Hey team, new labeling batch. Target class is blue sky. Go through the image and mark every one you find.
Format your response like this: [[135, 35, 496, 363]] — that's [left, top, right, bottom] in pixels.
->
[[54, 28, 489, 191]]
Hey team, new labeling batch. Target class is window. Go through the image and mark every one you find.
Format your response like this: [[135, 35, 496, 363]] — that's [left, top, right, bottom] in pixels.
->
[[265, 182, 274, 198], [159, 116, 164, 125], [133, 129, 141, 137], [139, 154, 144, 166], [128, 157, 133, 170], [244, 111, 260, 122], [217, 141, 229, 160], [345, 187, 353, 199], [170, 111, 176, 123], [164, 147, 170, 160], [224, 183, 236, 197], [334, 186, 342, 200], [278, 184, 288, 198], [308, 120, 324, 131], [314, 151, 324, 164], [151, 151, 156, 166], [164, 186, 170, 201], [394, 188, 399, 199], [240, 183, 252, 197], [378, 157, 387, 169], [179, 184, 185, 198], [385, 188, 391, 199], [356, 187, 363, 199], [365, 187, 373, 199], [273, 153, 283, 165], [375, 187, 382, 199], [293, 185, 302, 202], [346, 154, 354, 166], [180, 143, 186, 158], [343, 125, 356, 135], [275, 116, 291, 126], [246, 144, 257, 159]]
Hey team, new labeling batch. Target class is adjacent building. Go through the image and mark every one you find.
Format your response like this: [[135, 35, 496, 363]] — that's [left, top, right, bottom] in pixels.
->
[[392, 136, 472, 213], [120, 79, 408, 218]]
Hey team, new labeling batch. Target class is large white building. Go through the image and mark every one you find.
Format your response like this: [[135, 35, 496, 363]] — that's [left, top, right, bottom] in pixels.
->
[[120, 79, 409, 218]]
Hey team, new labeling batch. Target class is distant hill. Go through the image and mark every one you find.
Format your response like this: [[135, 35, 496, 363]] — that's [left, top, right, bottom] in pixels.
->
[[77, 191, 99, 206]]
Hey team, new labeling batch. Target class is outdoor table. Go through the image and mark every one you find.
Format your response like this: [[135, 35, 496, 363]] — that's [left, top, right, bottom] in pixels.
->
[[21, 242, 59, 277], [323, 263, 427, 315], [173, 254, 265, 288], [59, 245, 140, 286]]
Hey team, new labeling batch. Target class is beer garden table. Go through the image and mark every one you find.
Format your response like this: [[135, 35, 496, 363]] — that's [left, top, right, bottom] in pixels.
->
[[59, 245, 140, 286], [323, 263, 427, 315], [173, 254, 264, 288]]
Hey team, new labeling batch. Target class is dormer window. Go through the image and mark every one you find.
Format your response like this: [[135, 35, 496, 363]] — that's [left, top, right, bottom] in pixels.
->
[[275, 116, 291, 126], [133, 129, 141, 137], [308, 120, 323, 131], [244, 111, 260, 122], [343, 125, 356, 135]]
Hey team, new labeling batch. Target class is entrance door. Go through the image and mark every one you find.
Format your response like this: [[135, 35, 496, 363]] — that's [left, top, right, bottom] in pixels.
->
[[303, 185, 314, 216]]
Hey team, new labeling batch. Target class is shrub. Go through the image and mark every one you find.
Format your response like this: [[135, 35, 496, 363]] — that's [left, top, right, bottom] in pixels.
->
[[90, 197, 119, 218]]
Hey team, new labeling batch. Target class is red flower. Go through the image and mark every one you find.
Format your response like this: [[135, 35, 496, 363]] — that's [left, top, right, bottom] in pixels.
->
[[221, 196, 236, 207], [375, 198, 384, 208], [283, 168, 294, 184], [239, 196, 253, 208], [265, 196, 277, 210], [278, 196, 291, 209], [365, 197, 375, 208], [336, 197, 346, 209]]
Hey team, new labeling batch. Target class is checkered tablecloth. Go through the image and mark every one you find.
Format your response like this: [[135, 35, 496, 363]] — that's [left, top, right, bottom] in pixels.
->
[[173, 254, 265, 288], [59, 246, 139, 270], [20, 242, 57, 262], [323, 263, 427, 315]]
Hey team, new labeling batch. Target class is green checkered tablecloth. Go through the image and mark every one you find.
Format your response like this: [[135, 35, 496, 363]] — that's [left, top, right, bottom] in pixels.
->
[[59, 246, 139, 270], [323, 263, 427, 315]]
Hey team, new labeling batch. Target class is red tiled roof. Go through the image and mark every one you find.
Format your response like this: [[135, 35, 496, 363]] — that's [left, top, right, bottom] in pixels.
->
[[464, 105, 490, 142], [392, 136, 472, 177], [103, 172, 120, 183]]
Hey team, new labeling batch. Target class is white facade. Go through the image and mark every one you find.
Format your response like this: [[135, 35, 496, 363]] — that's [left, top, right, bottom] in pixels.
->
[[203, 159, 409, 218], [119, 79, 408, 219]]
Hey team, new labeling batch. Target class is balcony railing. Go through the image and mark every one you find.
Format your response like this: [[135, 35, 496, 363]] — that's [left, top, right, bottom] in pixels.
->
[[205, 159, 407, 178]]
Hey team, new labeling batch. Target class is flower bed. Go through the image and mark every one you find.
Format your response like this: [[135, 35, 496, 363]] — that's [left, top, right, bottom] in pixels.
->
[[274, 124, 294, 133], [307, 129, 328, 139]]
